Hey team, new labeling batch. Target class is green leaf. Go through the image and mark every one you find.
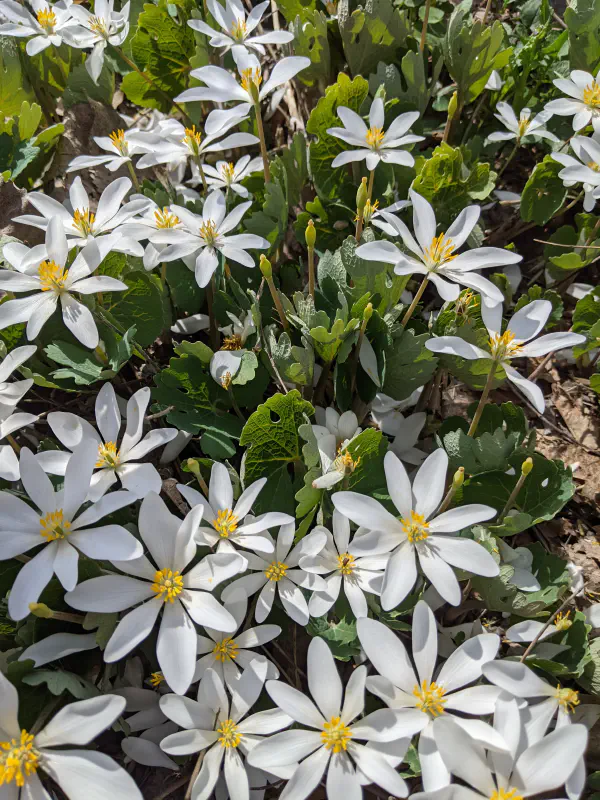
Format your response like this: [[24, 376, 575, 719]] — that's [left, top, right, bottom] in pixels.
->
[[306, 616, 361, 660], [0, 37, 37, 115], [44, 341, 105, 385], [337, 0, 411, 77], [344, 428, 388, 496], [289, 11, 330, 87], [166, 260, 205, 314], [232, 350, 258, 386], [564, 0, 600, 72], [383, 329, 438, 401], [267, 328, 315, 387], [17, 101, 42, 141], [307, 73, 369, 203], [104, 270, 166, 347], [520, 155, 568, 226], [63, 62, 115, 108], [369, 52, 444, 116], [11, 140, 40, 179], [23, 670, 99, 699], [276, 0, 317, 23], [200, 429, 236, 459], [245, 174, 288, 252], [82, 611, 118, 650]]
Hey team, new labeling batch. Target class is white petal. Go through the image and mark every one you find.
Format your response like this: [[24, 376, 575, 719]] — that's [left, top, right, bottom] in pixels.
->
[[35, 695, 125, 748]]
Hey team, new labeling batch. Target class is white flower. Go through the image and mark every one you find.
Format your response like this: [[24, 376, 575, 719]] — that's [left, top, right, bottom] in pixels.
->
[[333, 449, 498, 608], [357, 601, 502, 791], [0, 345, 39, 481], [358, 190, 521, 308], [64, 0, 130, 83], [568, 561, 585, 595], [222, 522, 327, 625], [0, 672, 142, 799], [0, 0, 74, 55], [195, 589, 280, 686], [117, 198, 183, 271], [327, 97, 423, 171], [248, 636, 427, 800], [313, 407, 361, 447], [413, 698, 588, 800], [486, 103, 558, 145], [160, 663, 294, 800], [505, 609, 575, 646], [0, 217, 127, 348], [219, 309, 256, 348], [66, 126, 147, 174], [497, 539, 540, 591], [149, 190, 269, 288], [134, 106, 258, 172], [553, 135, 600, 211], [14, 176, 149, 255], [425, 299, 586, 413], [204, 155, 264, 197], [379, 409, 427, 465], [210, 349, 245, 389], [43, 383, 177, 501], [300, 509, 387, 618], [176, 47, 310, 108], [485, 70, 504, 91], [66, 492, 244, 694], [188, 0, 293, 55], [0, 441, 140, 621], [310, 408, 362, 490], [177, 462, 292, 555], [546, 68, 600, 133]]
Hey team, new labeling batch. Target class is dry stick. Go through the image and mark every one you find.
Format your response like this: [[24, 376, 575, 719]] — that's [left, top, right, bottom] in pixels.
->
[[520, 591, 575, 662], [497, 141, 519, 179], [153, 775, 190, 800], [194, 155, 209, 193], [401, 276, 429, 327], [482, 0, 492, 23], [467, 366, 496, 437], [420, 0, 432, 51]]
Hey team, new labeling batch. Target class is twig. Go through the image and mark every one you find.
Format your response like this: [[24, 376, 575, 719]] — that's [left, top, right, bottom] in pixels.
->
[[145, 405, 175, 422], [520, 592, 575, 662]]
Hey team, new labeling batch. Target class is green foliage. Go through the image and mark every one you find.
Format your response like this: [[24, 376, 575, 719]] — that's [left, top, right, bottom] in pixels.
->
[[23, 670, 99, 699], [369, 52, 444, 116], [520, 156, 568, 225], [307, 616, 361, 660], [383, 329, 438, 401], [564, 0, 600, 73], [514, 285, 564, 329], [0, 37, 37, 115], [337, 0, 411, 77], [290, 11, 330, 87], [104, 270, 169, 347], [572, 285, 600, 356]]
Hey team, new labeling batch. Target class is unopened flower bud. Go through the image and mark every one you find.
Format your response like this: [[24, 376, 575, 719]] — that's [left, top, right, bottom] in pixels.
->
[[452, 466, 465, 489], [447, 91, 458, 122], [521, 457, 533, 476], [29, 602, 53, 619], [305, 219, 316, 250], [356, 177, 368, 214], [259, 254, 272, 280], [363, 303, 373, 323]]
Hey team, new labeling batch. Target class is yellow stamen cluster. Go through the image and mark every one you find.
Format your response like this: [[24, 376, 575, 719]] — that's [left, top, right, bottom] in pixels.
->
[[265, 561, 288, 582], [222, 333, 243, 350], [151, 569, 184, 603], [413, 680, 447, 717], [455, 289, 479, 317], [333, 449, 360, 476], [402, 511, 429, 543], [212, 509, 238, 538], [365, 126, 385, 148], [36, 8, 56, 31], [423, 233, 456, 266], [363, 199, 379, 225], [199, 219, 218, 245], [490, 789, 523, 800], [217, 719, 242, 748], [154, 207, 180, 229], [230, 18, 247, 40], [148, 671, 165, 688], [39, 509, 71, 542], [73, 208, 95, 237], [241, 67, 262, 94], [183, 125, 202, 154], [588, 160, 600, 172], [0, 731, 40, 787], [220, 371, 233, 390], [517, 118, 530, 139], [554, 610, 573, 631], [488, 329, 522, 360], [584, 80, 600, 107], [212, 637, 239, 662], [38, 259, 68, 293], [555, 685, 580, 714], [337, 552, 356, 575], [220, 162, 237, 183], [88, 15, 108, 36], [96, 441, 120, 468], [109, 129, 128, 155], [321, 717, 352, 753]]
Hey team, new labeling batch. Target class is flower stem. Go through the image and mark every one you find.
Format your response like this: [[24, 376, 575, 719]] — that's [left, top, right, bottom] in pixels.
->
[[194, 155, 208, 193], [113, 45, 193, 126], [6, 434, 20, 455], [228, 385, 246, 422], [437, 467, 465, 515], [467, 364, 496, 437], [482, 0, 492, 23], [161, 262, 167, 287], [519, 592, 574, 662], [126, 159, 140, 192], [497, 457, 533, 522], [206, 276, 219, 350], [497, 141, 518, 179], [260, 256, 289, 332], [308, 247, 315, 300], [401, 275, 429, 327], [54, 46, 69, 86], [367, 169, 375, 201], [254, 101, 271, 183], [420, 0, 432, 52]]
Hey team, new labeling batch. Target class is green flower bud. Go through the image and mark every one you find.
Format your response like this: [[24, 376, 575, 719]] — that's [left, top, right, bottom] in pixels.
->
[[305, 219, 316, 250], [259, 254, 272, 280]]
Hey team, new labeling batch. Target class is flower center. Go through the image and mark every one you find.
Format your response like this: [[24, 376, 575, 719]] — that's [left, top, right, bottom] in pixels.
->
[[413, 679, 446, 717], [219, 370, 233, 390], [199, 219, 218, 246], [73, 208, 96, 237], [333, 448, 360, 476], [402, 510, 429, 543], [584, 80, 600, 107], [554, 610, 573, 631], [0, 731, 40, 787], [220, 162, 236, 184], [365, 126, 385, 148], [96, 441, 120, 468], [241, 67, 262, 94], [423, 233, 456, 267], [36, 8, 56, 31], [321, 717, 352, 753], [39, 509, 71, 542], [212, 509, 238, 538], [222, 334, 243, 350], [517, 118, 530, 139], [555, 685, 579, 713], [337, 552, 355, 575], [490, 790, 523, 800], [151, 569, 184, 603], [588, 160, 600, 172], [230, 18, 247, 40], [154, 207, 180, 229], [183, 125, 202, 155], [148, 671, 165, 688], [212, 637, 239, 662], [488, 330, 522, 360], [88, 15, 108, 36], [265, 561, 288, 582], [38, 259, 68, 293], [109, 129, 128, 155], [217, 719, 242, 748]]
